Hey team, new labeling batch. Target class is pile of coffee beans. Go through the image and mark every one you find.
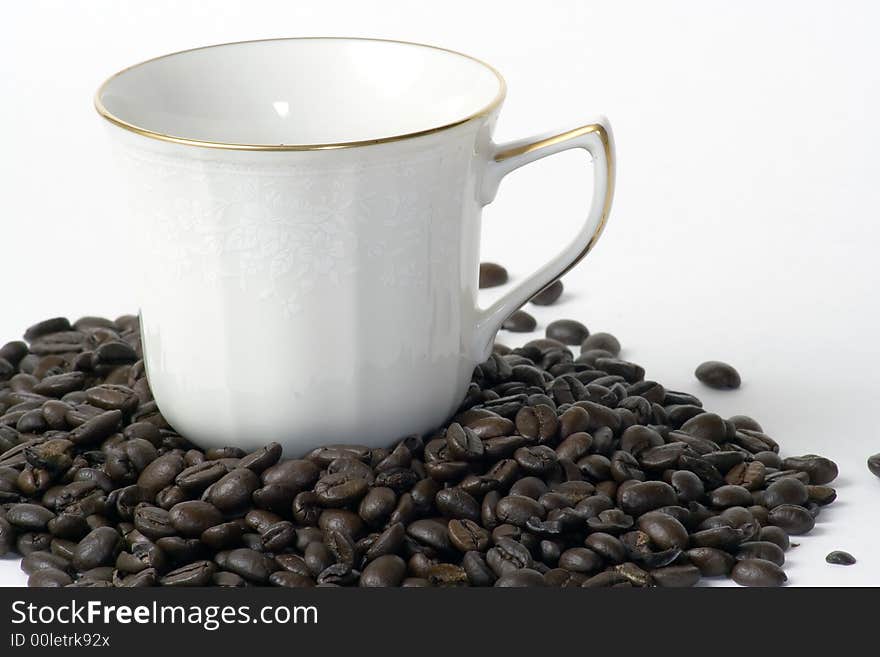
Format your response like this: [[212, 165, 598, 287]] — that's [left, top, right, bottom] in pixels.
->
[[0, 311, 838, 587]]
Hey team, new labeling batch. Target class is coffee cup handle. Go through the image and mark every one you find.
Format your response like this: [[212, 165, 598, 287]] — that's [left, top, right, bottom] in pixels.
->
[[471, 117, 616, 361]]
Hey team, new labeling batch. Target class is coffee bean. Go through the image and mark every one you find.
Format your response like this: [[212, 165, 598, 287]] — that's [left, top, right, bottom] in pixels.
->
[[314, 472, 369, 507], [731, 558, 787, 587], [72, 526, 121, 571], [502, 310, 537, 332], [558, 547, 602, 573], [695, 361, 741, 389], [737, 541, 785, 566], [24, 318, 72, 342], [619, 481, 677, 516], [496, 495, 545, 527], [708, 485, 753, 509], [594, 358, 644, 383], [479, 262, 508, 288], [360, 554, 407, 587], [137, 453, 185, 498], [546, 320, 589, 345], [407, 519, 453, 553], [160, 560, 216, 586], [764, 477, 808, 509], [448, 519, 490, 552], [768, 504, 815, 535], [223, 547, 276, 583], [578, 333, 620, 357], [445, 423, 484, 461], [358, 487, 397, 527], [530, 280, 563, 305], [651, 564, 700, 587], [495, 568, 547, 587], [462, 551, 496, 586], [7, 503, 55, 531], [207, 469, 260, 514], [686, 547, 735, 576], [782, 455, 838, 485], [825, 550, 855, 565], [515, 405, 558, 442], [487, 537, 532, 576], [637, 511, 689, 550], [169, 501, 223, 537]]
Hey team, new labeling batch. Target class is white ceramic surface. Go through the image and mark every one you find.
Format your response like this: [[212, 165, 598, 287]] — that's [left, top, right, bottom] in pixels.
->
[[96, 38, 614, 454]]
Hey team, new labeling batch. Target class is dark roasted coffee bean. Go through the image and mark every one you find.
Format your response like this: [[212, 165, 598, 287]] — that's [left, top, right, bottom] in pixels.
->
[[637, 511, 689, 550], [515, 404, 558, 442], [358, 487, 397, 527], [407, 519, 453, 553], [587, 509, 633, 534], [708, 485, 753, 509], [782, 455, 838, 485], [314, 472, 369, 507], [651, 564, 700, 587], [137, 453, 185, 498], [7, 503, 55, 531], [758, 526, 790, 552], [24, 318, 72, 342], [690, 526, 745, 549], [445, 423, 484, 461], [619, 481, 677, 516], [514, 445, 558, 475], [502, 310, 537, 332], [764, 477, 808, 509], [695, 360, 741, 389], [133, 505, 176, 540], [731, 558, 787, 587], [825, 550, 855, 565], [868, 453, 880, 478], [487, 537, 533, 576], [21, 550, 70, 575], [768, 504, 815, 535], [687, 547, 735, 577], [222, 547, 276, 583], [447, 518, 490, 552], [530, 280, 563, 305], [169, 500, 223, 537], [160, 560, 216, 586], [496, 494, 545, 527], [360, 554, 406, 587], [725, 461, 766, 490], [558, 547, 602, 573], [546, 320, 589, 345], [580, 332, 620, 355], [435, 488, 480, 521], [207, 468, 260, 514], [479, 262, 508, 288], [737, 541, 785, 566], [72, 526, 121, 571], [494, 568, 546, 587]]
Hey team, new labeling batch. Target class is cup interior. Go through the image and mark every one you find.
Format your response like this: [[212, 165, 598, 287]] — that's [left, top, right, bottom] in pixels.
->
[[97, 38, 505, 147]]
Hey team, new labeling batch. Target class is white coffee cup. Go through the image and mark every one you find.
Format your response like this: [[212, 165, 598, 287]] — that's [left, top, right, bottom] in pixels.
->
[[95, 37, 615, 455]]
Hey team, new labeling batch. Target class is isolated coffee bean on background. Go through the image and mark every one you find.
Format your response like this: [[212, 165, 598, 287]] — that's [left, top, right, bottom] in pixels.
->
[[825, 551, 855, 565], [695, 361, 741, 390], [479, 262, 508, 289]]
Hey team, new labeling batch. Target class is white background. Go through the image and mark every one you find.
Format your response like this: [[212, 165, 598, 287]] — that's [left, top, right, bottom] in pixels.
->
[[2, 0, 878, 586]]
